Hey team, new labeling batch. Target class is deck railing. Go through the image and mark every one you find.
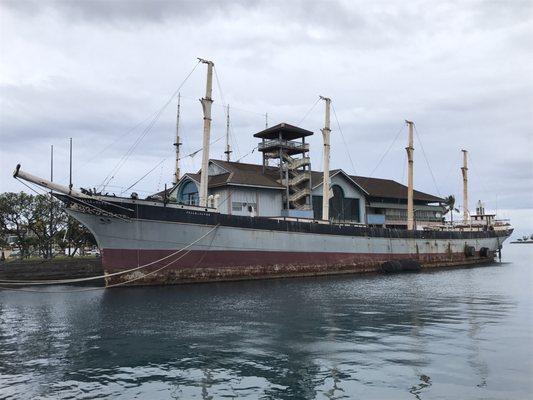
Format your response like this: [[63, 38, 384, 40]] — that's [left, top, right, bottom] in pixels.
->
[[258, 139, 309, 152]]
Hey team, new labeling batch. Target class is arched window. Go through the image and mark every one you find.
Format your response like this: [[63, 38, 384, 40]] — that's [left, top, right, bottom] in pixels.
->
[[329, 184, 360, 222], [179, 181, 199, 205], [330, 185, 345, 221], [312, 183, 361, 222]]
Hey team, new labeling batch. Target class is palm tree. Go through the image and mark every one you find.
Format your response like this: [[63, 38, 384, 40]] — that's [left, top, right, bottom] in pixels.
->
[[442, 195, 459, 224]]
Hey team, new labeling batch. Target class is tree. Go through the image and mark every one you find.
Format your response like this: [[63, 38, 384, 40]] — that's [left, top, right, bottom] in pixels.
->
[[0, 192, 95, 259], [0, 192, 36, 258], [58, 217, 97, 257], [27, 194, 68, 258], [442, 195, 459, 224]]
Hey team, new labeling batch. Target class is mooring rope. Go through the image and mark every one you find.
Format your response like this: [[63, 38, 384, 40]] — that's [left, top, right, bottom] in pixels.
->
[[0, 224, 220, 286], [0, 244, 200, 294]]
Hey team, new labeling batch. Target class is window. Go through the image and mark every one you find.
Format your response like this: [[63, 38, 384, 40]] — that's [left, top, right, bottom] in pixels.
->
[[312, 185, 360, 222], [179, 181, 199, 205], [232, 202, 257, 213]]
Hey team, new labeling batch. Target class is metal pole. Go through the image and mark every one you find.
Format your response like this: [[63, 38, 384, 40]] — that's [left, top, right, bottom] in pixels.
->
[[461, 149, 468, 222], [198, 58, 214, 208], [69, 137, 73, 194], [224, 104, 232, 162], [49, 145, 54, 258], [174, 93, 182, 185], [406, 120, 414, 230], [68, 137, 73, 256], [13, 165, 87, 198], [320, 96, 331, 221]]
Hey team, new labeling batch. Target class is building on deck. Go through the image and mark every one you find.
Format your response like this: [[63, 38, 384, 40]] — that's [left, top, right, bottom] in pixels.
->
[[168, 123, 444, 229]]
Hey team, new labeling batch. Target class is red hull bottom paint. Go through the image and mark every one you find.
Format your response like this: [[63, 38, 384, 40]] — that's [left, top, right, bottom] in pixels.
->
[[102, 248, 494, 286]]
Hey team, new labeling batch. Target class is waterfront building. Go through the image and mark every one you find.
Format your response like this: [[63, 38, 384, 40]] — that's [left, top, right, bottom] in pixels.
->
[[168, 123, 444, 229]]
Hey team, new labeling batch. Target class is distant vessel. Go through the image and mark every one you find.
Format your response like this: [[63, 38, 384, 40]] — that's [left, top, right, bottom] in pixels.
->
[[13, 59, 513, 287], [511, 234, 533, 244]]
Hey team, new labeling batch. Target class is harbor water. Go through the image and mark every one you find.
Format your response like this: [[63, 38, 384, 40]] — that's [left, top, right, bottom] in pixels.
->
[[1, 245, 531, 399]]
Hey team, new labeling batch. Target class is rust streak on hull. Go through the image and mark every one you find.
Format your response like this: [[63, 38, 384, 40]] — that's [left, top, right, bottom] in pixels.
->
[[102, 248, 495, 287]]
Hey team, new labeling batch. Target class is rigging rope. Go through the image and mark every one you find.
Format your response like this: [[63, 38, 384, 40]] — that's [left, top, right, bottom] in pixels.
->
[[177, 94, 268, 117], [99, 61, 201, 191], [120, 158, 168, 195], [298, 97, 320, 125], [331, 104, 357, 175], [369, 123, 404, 177], [213, 66, 241, 159], [179, 135, 225, 161], [16, 178, 131, 221], [235, 145, 257, 162], [75, 113, 158, 175], [413, 124, 442, 197]]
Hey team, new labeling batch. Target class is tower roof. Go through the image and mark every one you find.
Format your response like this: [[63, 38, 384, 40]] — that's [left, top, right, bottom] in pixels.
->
[[253, 122, 314, 140]]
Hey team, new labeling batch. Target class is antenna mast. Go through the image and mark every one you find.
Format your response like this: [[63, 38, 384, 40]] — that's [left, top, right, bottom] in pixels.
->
[[405, 120, 414, 230], [173, 93, 182, 185], [320, 96, 332, 222], [198, 58, 214, 207], [461, 149, 469, 222], [224, 104, 232, 162]]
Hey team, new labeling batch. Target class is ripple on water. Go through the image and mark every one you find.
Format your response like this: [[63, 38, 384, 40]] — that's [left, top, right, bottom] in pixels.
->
[[0, 247, 532, 399]]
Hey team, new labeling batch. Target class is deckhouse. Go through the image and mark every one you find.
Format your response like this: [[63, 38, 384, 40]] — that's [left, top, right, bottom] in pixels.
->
[[168, 123, 444, 229]]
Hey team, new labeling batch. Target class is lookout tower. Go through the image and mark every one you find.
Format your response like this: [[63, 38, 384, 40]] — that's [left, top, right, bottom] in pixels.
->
[[254, 123, 313, 217]]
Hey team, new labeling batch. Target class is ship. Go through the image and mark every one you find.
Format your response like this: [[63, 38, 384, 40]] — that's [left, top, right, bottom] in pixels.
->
[[12, 59, 513, 287], [511, 234, 533, 244]]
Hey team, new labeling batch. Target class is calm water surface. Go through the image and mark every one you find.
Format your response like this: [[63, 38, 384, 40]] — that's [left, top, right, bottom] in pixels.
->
[[1, 245, 532, 399]]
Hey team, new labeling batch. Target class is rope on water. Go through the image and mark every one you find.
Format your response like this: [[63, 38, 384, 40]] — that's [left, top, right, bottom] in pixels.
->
[[0, 224, 220, 287]]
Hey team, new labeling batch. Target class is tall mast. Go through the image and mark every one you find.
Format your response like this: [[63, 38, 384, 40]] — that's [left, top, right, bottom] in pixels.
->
[[320, 96, 332, 221], [173, 93, 182, 185], [50, 144, 54, 259], [405, 120, 414, 230], [69, 137, 73, 194], [198, 58, 214, 207], [224, 104, 232, 162], [461, 149, 468, 222]]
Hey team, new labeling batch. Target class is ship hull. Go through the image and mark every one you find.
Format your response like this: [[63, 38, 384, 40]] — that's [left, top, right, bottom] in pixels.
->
[[65, 200, 510, 287]]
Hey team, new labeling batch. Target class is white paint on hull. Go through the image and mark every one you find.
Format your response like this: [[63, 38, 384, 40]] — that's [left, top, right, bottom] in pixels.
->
[[68, 210, 506, 256]]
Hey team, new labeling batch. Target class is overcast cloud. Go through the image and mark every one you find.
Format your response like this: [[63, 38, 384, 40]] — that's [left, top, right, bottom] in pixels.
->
[[1, 0, 532, 229]]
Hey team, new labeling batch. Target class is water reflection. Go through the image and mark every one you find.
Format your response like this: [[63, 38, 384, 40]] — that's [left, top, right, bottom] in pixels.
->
[[0, 258, 530, 399]]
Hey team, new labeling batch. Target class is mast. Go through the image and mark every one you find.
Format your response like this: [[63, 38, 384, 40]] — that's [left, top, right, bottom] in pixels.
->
[[198, 58, 214, 207], [173, 93, 182, 185], [405, 120, 414, 230], [50, 145, 53, 259], [69, 137, 73, 194], [461, 149, 468, 222], [320, 96, 331, 221], [224, 104, 232, 162]]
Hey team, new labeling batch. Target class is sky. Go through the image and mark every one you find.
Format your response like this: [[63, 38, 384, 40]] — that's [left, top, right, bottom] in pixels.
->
[[1, 0, 532, 231]]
